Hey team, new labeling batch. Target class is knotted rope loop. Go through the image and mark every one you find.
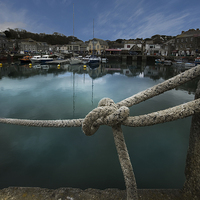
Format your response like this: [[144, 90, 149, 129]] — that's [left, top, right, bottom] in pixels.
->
[[82, 98, 130, 136]]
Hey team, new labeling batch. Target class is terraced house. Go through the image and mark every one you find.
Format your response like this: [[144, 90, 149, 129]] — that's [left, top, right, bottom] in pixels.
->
[[175, 29, 200, 56]]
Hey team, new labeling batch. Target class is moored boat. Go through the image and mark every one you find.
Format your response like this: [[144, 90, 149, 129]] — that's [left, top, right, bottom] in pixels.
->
[[164, 60, 172, 65], [40, 55, 53, 63], [30, 55, 41, 63], [195, 57, 200, 66], [70, 57, 83, 65], [184, 62, 195, 68], [101, 58, 108, 63], [88, 55, 101, 64], [20, 55, 32, 63]]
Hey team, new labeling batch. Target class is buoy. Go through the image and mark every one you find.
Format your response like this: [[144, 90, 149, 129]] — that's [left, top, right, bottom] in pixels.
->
[[29, 63, 32, 68], [57, 64, 60, 69], [0, 63, 2, 67]]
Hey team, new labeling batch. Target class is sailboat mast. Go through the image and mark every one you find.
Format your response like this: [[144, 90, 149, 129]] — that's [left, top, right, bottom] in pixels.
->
[[93, 19, 94, 55], [73, 4, 74, 41], [93, 19, 94, 39]]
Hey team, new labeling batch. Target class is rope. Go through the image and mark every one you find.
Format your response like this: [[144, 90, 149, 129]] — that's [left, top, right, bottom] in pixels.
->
[[1, 65, 200, 200], [1, 65, 200, 129], [1, 98, 200, 129]]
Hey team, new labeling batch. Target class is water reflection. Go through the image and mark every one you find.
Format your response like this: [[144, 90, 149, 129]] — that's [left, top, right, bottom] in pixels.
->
[[0, 61, 199, 190], [0, 61, 199, 94]]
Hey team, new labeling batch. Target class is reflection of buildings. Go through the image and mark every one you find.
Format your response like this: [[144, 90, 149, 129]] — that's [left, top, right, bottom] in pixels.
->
[[0, 62, 197, 95], [122, 69, 132, 76], [144, 66, 159, 77]]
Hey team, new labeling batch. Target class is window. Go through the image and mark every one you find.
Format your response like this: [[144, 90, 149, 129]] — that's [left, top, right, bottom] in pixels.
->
[[127, 45, 130, 48]]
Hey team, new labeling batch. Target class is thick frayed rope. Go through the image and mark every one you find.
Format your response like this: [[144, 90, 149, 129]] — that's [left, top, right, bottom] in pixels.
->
[[82, 98, 129, 136]]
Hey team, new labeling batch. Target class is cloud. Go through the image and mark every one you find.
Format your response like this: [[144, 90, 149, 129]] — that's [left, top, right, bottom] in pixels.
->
[[0, 2, 28, 31], [91, 0, 196, 40]]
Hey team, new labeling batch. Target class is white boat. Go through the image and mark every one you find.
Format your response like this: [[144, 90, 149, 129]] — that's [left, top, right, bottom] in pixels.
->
[[82, 55, 91, 62], [30, 55, 41, 63], [164, 60, 172, 65], [184, 62, 195, 68], [40, 55, 53, 63], [88, 55, 101, 64], [30, 55, 53, 63], [101, 58, 108, 63], [70, 57, 82, 65]]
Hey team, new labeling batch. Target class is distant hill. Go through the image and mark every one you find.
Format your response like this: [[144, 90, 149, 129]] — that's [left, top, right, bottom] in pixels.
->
[[4, 28, 82, 45]]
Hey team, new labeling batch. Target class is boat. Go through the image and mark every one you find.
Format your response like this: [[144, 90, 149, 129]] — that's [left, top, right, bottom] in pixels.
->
[[20, 55, 32, 63], [155, 58, 164, 64], [164, 60, 172, 65], [69, 57, 82, 65], [40, 55, 53, 63], [82, 55, 91, 63], [30, 55, 41, 63], [101, 58, 108, 63], [184, 62, 195, 68], [88, 55, 101, 64], [88, 19, 100, 65], [195, 57, 200, 66]]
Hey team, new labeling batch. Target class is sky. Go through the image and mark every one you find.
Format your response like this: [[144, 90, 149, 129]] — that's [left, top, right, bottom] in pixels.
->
[[0, 0, 200, 42]]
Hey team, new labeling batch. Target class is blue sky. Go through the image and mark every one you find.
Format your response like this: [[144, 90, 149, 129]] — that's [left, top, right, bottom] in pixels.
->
[[0, 0, 199, 42]]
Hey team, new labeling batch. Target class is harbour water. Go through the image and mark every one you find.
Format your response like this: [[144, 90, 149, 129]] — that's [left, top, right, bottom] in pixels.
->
[[0, 61, 199, 190]]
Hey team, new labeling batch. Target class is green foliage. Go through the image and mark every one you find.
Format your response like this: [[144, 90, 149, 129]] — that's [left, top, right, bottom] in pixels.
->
[[4, 28, 82, 45]]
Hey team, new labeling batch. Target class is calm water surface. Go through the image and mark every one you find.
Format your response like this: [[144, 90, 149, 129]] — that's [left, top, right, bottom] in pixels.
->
[[0, 61, 199, 190]]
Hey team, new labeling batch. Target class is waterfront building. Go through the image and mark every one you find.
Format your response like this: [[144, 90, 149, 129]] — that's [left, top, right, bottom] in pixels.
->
[[67, 41, 81, 53], [88, 38, 108, 55], [18, 38, 38, 53], [175, 29, 200, 56], [123, 40, 142, 51], [37, 41, 49, 53], [0, 32, 8, 52]]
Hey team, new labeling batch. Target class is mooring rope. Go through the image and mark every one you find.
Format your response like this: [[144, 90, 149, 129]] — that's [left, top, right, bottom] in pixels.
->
[[1, 65, 200, 200]]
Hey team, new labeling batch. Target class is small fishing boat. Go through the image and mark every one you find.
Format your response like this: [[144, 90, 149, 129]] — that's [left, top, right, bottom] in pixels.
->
[[20, 55, 32, 63]]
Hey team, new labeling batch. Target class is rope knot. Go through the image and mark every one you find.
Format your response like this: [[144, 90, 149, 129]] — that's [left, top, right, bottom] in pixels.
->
[[82, 98, 129, 136]]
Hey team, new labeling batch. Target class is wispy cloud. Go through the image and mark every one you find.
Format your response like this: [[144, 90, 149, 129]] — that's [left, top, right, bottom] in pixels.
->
[[0, 2, 28, 31], [88, 0, 199, 40]]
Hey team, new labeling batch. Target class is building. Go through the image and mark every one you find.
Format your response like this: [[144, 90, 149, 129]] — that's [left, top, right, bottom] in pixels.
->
[[17, 38, 50, 53], [0, 32, 7, 52], [18, 38, 38, 53], [88, 38, 108, 55], [175, 29, 200, 56]]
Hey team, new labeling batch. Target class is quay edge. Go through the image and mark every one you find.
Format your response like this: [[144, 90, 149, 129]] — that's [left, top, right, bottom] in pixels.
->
[[0, 187, 187, 200]]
